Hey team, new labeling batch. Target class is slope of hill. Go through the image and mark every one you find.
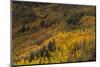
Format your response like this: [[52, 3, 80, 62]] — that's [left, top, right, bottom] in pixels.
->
[[12, 1, 96, 65]]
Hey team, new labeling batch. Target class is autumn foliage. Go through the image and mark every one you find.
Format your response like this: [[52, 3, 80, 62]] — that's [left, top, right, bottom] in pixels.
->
[[12, 1, 96, 66]]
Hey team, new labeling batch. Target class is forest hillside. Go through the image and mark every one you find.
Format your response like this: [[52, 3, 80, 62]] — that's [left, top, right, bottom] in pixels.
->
[[12, 1, 96, 65]]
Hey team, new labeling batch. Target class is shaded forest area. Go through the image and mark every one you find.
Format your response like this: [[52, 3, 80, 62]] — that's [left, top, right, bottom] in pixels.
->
[[12, 1, 96, 65]]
